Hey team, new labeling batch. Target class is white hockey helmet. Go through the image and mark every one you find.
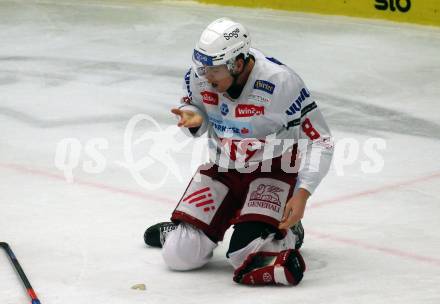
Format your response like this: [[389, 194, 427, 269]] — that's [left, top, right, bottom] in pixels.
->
[[192, 17, 251, 77]]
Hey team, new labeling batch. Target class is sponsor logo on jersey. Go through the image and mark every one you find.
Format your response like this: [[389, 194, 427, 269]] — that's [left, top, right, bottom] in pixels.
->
[[211, 122, 240, 134], [235, 104, 265, 117], [209, 116, 240, 135], [248, 93, 271, 104], [201, 91, 219, 105], [254, 80, 275, 94], [182, 187, 216, 213], [285, 88, 311, 116], [248, 184, 283, 213], [223, 28, 240, 40], [208, 115, 253, 137], [220, 103, 229, 116]]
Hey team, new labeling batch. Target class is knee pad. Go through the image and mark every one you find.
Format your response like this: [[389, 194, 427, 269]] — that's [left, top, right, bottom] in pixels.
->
[[162, 223, 217, 271]]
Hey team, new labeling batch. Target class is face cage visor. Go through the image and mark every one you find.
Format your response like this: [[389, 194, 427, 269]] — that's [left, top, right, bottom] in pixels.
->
[[192, 49, 235, 81]]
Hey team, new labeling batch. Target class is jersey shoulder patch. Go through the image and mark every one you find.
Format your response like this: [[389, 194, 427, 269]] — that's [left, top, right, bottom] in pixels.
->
[[253, 79, 276, 94]]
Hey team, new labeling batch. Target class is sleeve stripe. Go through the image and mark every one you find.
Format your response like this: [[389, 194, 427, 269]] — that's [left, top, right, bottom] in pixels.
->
[[300, 101, 317, 117], [286, 119, 300, 129], [285, 101, 317, 130], [184, 68, 192, 98]]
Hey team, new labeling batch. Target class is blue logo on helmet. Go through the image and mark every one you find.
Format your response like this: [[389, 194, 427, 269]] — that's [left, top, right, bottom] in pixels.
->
[[193, 49, 213, 66]]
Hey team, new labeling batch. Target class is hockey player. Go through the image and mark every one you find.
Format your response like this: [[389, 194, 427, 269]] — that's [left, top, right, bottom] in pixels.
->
[[144, 18, 333, 286]]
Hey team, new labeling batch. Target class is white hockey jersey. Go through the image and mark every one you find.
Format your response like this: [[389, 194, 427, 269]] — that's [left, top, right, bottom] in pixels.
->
[[178, 48, 334, 194]]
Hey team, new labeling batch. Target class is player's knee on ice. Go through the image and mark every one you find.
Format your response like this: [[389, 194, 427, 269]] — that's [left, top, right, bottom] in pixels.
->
[[161, 223, 217, 271]]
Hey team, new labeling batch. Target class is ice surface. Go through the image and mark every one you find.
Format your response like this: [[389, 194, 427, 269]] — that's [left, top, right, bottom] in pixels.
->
[[1, 1, 439, 303]]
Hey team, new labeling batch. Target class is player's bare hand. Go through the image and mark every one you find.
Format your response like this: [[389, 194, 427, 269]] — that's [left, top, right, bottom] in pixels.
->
[[278, 188, 310, 230], [171, 108, 204, 128]]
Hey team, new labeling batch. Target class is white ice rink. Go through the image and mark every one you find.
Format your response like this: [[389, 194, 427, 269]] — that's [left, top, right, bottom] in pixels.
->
[[1, 0, 440, 303]]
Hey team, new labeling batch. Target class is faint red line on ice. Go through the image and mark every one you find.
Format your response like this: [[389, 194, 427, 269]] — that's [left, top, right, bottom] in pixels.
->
[[0, 163, 174, 205], [311, 171, 440, 209], [307, 229, 440, 267], [2, 162, 440, 266], [2, 162, 439, 211]]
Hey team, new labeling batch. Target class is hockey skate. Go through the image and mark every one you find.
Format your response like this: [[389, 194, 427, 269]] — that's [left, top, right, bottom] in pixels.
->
[[291, 221, 304, 250], [144, 222, 177, 248]]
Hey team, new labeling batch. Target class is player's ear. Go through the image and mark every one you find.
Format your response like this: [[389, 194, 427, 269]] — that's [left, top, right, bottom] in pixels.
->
[[233, 57, 245, 74]]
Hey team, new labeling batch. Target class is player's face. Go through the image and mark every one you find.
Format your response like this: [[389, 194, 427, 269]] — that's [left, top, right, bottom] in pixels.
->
[[204, 65, 233, 92]]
